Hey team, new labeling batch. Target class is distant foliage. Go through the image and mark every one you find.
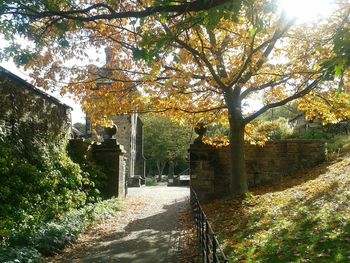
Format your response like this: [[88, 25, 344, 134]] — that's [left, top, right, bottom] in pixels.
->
[[299, 126, 350, 155], [142, 115, 193, 177], [326, 135, 350, 154], [260, 105, 298, 122], [73, 122, 86, 135], [268, 118, 295, 140], [299, 128, 329, 140]]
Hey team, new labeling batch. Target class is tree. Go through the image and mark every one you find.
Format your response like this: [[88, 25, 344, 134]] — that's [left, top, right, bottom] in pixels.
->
[[0, 1, 349, 195], [142, 115, 193, 180]]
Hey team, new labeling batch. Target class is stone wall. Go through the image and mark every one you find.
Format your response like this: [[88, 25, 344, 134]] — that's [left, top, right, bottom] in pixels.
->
[[0, 67, 71, 143], [113, 116, 132, 176], [244, 140, 326, 185], [190, 143, 217, 202], [190, 140, 326, 202]]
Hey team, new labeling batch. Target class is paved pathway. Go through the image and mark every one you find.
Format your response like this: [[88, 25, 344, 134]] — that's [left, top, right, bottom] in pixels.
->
[[48, 185, 190, 263]]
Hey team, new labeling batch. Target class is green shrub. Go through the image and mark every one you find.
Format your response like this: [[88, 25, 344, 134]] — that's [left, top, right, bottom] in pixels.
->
[[0, 198, 121, 262], [269, 117, 295, 140], [67, 139, 108, 201], [0, 136, 101, 240], [0, 113, 112, 262], [299, 128, 329, 140], [145, 177, 158, 186], [0, 247, 42, 263], [326, 135, 350, 153]]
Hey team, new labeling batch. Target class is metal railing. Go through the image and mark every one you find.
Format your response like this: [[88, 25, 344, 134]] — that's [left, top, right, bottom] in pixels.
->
[[178, 168, 190, 175], [190, 188, 229, 263]]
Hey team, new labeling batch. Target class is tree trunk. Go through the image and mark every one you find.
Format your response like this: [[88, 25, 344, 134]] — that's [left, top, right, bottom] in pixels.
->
[[225, 89, 248, 196], [228, 118, 248, 195], [156, 160, 166, 182]]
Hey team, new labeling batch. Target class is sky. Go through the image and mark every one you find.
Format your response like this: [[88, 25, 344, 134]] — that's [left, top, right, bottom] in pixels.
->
[[0, 0, 336, 124], [279, 0, 334, 23]]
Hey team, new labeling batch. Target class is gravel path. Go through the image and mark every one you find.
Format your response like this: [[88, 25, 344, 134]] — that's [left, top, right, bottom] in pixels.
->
[[48, 185, 190, 263]]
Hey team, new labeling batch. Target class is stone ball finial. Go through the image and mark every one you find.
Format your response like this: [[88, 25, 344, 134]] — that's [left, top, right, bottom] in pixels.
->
[[104, 124, 118, 139], [194, 122, 207, 143]]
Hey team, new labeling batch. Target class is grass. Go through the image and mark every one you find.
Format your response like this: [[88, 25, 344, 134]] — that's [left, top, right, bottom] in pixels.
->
[[204, 157, 350, 262]]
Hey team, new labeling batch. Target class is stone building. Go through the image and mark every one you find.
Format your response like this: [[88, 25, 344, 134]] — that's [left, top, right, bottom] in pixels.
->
[[288, 113, 322, 135], [0, 66, 72, 142], [111, 114, 145, 187], [86, 113, 145, 187]]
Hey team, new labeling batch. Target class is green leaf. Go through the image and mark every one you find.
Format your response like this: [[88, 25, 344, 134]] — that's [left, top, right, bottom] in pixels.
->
[[334, 64, 343, 78], [204, 9, 221, 30], [132, 48, 147, 60], [160, 16, 167, 24], [173, 53, 180, 62], [250, 27, 257, 37], [59, 39, 70, 48]]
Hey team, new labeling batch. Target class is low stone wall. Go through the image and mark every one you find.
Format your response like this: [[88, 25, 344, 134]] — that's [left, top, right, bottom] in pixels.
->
[[190, 140, 326, 202], [245, 140, 326, 185]]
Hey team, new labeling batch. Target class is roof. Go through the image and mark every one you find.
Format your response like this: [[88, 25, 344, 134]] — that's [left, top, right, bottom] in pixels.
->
[[0, 66, 72, 109], [72, 126, 83, 135], [288, 113, 304, 123]]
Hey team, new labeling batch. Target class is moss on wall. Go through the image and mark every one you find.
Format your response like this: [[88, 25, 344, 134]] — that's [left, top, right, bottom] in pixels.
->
[[0, 74, 71, 143]]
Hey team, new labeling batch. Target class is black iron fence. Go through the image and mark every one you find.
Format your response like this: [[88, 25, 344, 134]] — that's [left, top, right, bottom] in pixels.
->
[[190, 187, 229, 263]]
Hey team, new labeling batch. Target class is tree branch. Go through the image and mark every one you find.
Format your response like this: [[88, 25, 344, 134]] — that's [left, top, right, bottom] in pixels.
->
[[174, 37, 227, 90], [239, 77, 291, 99], [208, 30, 228, 78], [139, 105, 226, 114], [243, 78, 320, 124], [3, 0, 237, 22], [228, 16, 295, 89]]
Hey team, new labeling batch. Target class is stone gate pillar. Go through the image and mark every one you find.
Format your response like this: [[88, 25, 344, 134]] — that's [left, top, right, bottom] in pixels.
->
[[92, 126, 126, 198], [190, 142, 216, 203], [189, 123, 216, 203]]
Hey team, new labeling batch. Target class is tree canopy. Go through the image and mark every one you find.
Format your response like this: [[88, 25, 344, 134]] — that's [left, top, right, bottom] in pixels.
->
[[0, 0, 241, 21], [142, 115, 193, 179], [1, 0, 349, 195]]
